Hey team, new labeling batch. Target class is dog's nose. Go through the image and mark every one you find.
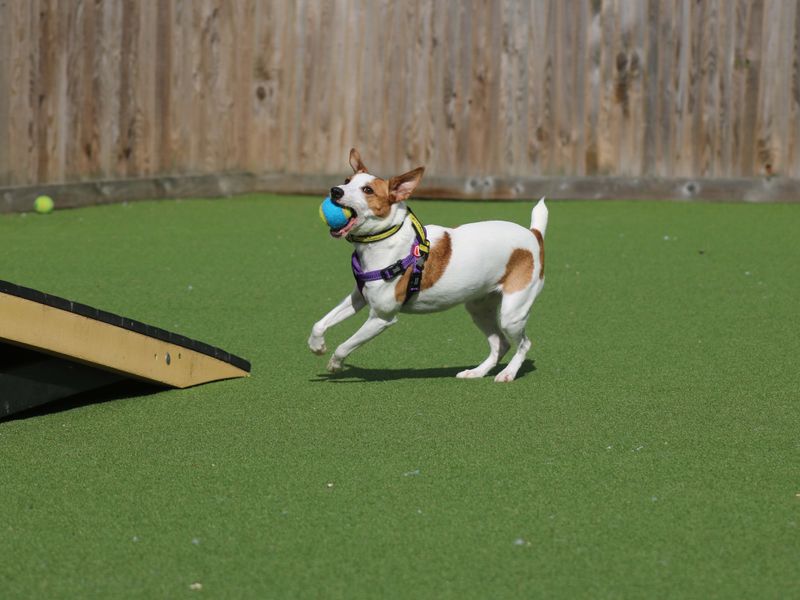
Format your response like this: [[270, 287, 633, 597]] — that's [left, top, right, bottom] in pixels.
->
[[330, 187, 344, 200]]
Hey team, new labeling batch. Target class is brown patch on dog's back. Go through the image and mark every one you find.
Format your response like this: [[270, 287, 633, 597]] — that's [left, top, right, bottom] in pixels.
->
[[395, 232, 453, 302], [531, 228, 545, 280], [499, 249, 534, 293], [420, 232, 452, 289]]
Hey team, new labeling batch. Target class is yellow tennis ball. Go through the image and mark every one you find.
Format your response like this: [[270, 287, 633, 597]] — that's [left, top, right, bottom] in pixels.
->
[[34, 195, 54, 214]]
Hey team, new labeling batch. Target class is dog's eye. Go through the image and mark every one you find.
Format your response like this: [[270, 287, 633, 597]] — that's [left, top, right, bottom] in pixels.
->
[[361, 186, 374, 195], [344, 178, 351, 185]]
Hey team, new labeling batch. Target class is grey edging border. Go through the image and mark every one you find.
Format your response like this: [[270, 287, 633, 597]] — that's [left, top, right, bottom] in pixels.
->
[[2, 172, 799, 213]]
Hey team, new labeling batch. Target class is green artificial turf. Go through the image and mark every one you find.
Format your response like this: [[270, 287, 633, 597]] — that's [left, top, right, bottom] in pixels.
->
[[1, 195, 799, 598]]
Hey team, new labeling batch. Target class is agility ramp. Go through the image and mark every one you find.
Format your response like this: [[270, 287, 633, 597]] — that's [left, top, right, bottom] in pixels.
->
[[0, 280, 250, 419]]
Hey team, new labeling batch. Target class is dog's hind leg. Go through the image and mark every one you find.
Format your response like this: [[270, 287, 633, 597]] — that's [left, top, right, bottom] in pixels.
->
[[457, 294, 510, 379], [494, 282, 542, 383]]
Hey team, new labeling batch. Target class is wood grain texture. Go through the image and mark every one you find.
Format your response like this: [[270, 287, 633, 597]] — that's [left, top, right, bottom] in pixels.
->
[[791, 0, 800, 176], [2, 0, 800, 198], [0, 0, 10, 184]]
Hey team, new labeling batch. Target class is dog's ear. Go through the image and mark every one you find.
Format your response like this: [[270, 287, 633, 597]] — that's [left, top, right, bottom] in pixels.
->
[[349, 148, 368, 174], [388, 167, 425, 203]]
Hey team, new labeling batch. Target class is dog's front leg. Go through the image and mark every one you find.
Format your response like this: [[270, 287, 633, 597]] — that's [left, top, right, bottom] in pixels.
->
[[327, 310, 397, 372], [308, 286, 366, 355]]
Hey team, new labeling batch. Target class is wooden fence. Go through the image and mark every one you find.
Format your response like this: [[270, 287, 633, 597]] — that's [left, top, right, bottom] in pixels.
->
[[1, 0, 799, 210]]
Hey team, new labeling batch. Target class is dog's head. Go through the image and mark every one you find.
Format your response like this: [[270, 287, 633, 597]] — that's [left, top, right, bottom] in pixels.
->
[[327, 148, 424, 239]]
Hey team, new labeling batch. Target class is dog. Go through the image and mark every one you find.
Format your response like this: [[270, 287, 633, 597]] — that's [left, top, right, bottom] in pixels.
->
[[308, 149, 547, 382]]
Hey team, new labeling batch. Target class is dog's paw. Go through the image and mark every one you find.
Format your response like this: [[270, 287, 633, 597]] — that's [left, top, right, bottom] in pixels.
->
[[456, 367, 486, 379], [326, 356, 343, 372], [308, 334, 327, 355], [493, 370, 516, 383]]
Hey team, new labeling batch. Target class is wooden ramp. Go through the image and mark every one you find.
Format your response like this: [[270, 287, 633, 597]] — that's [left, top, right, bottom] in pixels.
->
[[0, 280, 250, 419]]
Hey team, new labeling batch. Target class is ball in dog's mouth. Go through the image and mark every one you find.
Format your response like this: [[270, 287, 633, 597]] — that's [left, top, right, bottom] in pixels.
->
[[330, 212, 358, 238], [320, 196, 358, 237]]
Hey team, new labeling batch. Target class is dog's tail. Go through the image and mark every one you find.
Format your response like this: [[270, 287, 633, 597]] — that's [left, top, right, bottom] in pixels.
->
[[530, 197, 548, 237]]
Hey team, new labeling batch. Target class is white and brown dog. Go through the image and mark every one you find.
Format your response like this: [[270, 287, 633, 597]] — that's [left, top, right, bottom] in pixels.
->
[[308, 149, 547, 382]]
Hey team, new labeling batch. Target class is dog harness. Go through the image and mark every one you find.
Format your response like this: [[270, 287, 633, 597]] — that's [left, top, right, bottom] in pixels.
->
[[349, 209, 431, 303]]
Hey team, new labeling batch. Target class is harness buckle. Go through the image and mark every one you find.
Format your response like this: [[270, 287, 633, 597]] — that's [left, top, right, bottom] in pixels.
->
[[380, 260, 406, 280], [409, 269, 423, 292]]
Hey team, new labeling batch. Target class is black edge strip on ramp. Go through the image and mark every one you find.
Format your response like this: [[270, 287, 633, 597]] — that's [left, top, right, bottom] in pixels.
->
[[0, 280, 251, 373]]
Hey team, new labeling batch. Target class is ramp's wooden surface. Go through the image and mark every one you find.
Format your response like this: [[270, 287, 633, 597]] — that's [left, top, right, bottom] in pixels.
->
[[0, 280, 250, 389]]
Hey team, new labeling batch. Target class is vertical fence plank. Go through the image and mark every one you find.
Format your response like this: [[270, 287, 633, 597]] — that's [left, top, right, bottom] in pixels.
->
[[64, 0, 82, 181], [756, 0, 793, 177], [655, 0, 675, 177], [320, 0, 344, 173], [739, 0, 764, 175], [437, 0, 460, 177], [672, 0, 692, 176], [282, 0, 302, 172], [596, 0, 620, 175], [482, 0, 503, 175], [715, 0, 733, 176], [81, 0, 100, 178], [583, 0, 602, 176], [170, 0, 190, 173], [536, 0, 557, 174], [296, 1, 322, 171], [250, 0, 284, 173], [423, 0, 444, 171], [116, 0, 136, 177], [790, 0, 800, 176], [554, 0, 573, 174], [35, 0, 62, 183], [687, 0, 705, 176], [728, 1, 748, 178], [465, 0, 489, 175], [6, 0, 36, 185], [454, 0, 473, 177], [409, 0, 434, 170], [642, 0, 659, 176], [154, 0, 173, 174], [392, 0, 415, 172], [698, 0, 719, 176], [96, 0, 119, 178], [138, 2, 157, 176], [777, 1, 796, 177], [0, 0, 10, 185], [499, 0, 525, 175], [617, 0, 647, 176], [570, 1, 588, 176]]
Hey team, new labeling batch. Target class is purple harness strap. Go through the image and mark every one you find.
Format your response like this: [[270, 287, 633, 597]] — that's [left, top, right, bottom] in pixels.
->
[[351, 241, 427, 302], [351, 246, 418, 286], [350, 213, 429, 303], [350, 242, 422, 300]]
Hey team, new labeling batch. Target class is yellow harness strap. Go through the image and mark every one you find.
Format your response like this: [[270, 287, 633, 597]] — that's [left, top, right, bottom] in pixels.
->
[[347, 208, 430, 254], [408, 210, 430, 255], [347, 222, 403, 244]]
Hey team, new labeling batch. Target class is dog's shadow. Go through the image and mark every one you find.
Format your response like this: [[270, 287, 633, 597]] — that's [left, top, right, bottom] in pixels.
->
[[311, 359, 536, 383]]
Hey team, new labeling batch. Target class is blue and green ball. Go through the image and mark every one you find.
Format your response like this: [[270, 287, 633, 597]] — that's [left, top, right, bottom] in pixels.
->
[[319, 197, 353, 230]]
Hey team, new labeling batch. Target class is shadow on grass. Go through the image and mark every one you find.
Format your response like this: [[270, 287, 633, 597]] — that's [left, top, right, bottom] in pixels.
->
[[311, 359, 536, 383], [1, 381, 165, 422]]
